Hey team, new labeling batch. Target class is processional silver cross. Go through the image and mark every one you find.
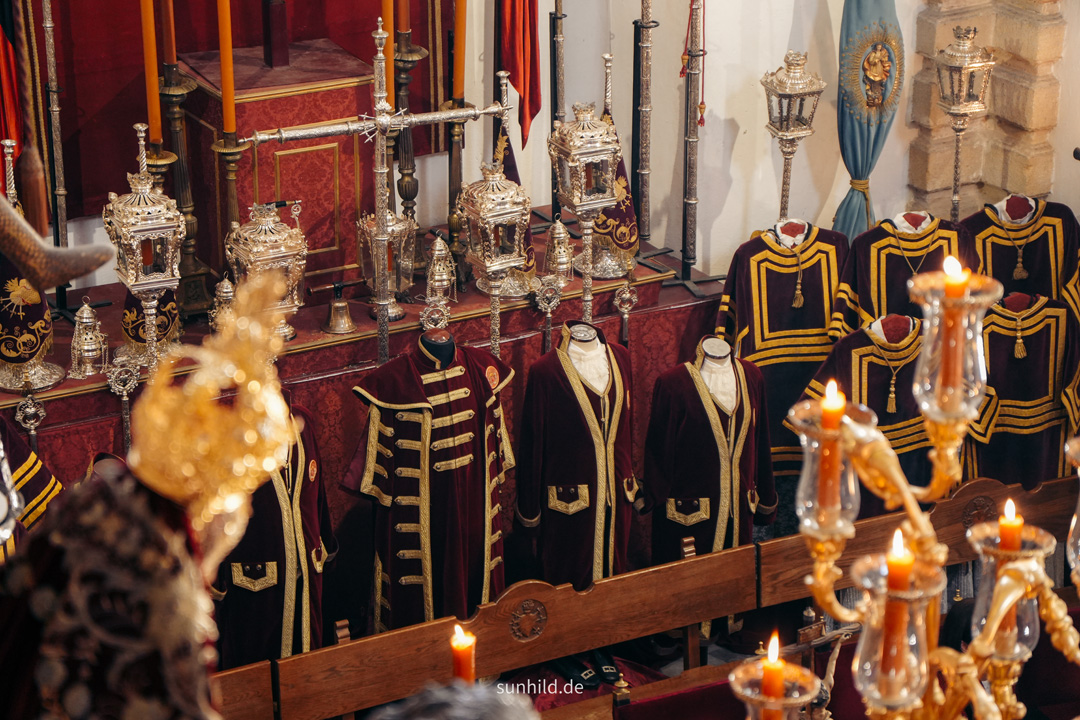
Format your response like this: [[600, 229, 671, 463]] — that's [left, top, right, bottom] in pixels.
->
[[246, 20, 509, 365]]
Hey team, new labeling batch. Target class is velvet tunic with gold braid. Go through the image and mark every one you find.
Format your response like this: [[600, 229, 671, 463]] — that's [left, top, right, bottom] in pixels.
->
[[790, 321, 932, 518], [515, 323, 635, 592], [644, 345, 776, 565], [966, 296, 1080, 489], [342, 340, 515, 631], [717, 225, 848, 480], [0, 414, 61, 565], [830, 217, 979, 339], [962, 200, 1080, 319], [213, 403, 338, 670]]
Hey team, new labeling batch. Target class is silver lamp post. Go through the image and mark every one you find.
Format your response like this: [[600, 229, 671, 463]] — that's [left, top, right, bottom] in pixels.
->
[[935, 26, 994, 223]]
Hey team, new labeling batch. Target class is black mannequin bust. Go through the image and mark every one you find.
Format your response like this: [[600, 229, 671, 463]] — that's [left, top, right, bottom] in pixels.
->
[[420, 328, 456, 368]]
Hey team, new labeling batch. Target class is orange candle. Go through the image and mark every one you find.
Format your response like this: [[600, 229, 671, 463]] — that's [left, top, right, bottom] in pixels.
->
[[450, 624, 476, 683], [217, 0, 237, 134], [380, 1, 395, 110], [161, 0, 177, 66], [819, 380, 846, 515], [397, 0, 411, 33], [999, 498, 1023, 551], [452, 0, 467, 100], [997, 499, 1024, 649], [761, 632, 784, 720], [138, 0, 163, 144], [881, 529, 914, 686], [939, 256, 970, 414]]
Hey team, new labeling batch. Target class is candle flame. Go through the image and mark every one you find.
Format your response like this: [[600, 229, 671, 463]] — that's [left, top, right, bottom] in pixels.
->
[[1004, 498, 1016, 521], [891, 528, 906, 556], [454, 624, 466, 642], [943, 255, 962, 277], [767, 632, 779, 663], [825, 379, 839, 403]]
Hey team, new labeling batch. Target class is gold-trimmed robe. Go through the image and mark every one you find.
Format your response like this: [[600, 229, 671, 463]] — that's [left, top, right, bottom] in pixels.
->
[[342, 340, 515, 630]]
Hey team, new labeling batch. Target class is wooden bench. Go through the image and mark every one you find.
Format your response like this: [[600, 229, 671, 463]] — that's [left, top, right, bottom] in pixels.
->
[[213, 476, 1078, 720]]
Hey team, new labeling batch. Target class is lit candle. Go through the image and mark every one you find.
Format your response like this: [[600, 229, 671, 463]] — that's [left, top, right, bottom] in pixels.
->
[[450, 624, 476, 683], [452, 0, 467, 101], [161, 0, 177, 66], [818, 379, 845, 515], [999, 498, 1023, 551], [217, 0, 237, 134], [380, 2, 395, 110], [939, 255, 970, 414], [138, 0, 163, 145], [397, 0, 411, 33], [881, 529, 914, 687], [997, 499, 1024, 651], [761, 632, 784, 720]]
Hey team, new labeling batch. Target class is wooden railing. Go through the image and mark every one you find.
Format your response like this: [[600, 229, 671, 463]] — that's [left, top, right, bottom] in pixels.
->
[[211, 477, 1079, 720]]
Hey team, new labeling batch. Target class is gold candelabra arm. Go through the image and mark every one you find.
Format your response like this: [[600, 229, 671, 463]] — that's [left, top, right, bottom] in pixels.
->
[[804, 535, 863, 625], [968, 558, 1046, 661], [912, 417, 969, 503], [923, 648, 1000, 720], [1037, 581, 1080, 667], [840, 418, 941, 553]]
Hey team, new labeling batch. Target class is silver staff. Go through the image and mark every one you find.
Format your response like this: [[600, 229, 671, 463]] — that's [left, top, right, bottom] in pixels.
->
[[40, 0, 66, 249], [635, 0, 654, 250]]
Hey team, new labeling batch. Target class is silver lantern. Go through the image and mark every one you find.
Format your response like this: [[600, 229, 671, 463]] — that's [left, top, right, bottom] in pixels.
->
[[548, 101, 622, 323], [459, 163, 530, 357], [357, 209, 417, 322], [102, 123, 185, 372], [225, 201, 307, 341], [761, 50, 826, 222], [67, 298, 108, 380], [935, 26, 994, 222]]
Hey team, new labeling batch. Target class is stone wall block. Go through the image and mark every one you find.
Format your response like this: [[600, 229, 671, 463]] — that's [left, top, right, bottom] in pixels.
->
[[989, 65, 1060, 131]]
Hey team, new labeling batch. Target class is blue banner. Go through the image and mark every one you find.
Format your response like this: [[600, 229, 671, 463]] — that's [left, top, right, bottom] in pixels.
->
[[832, 0, 904, 243]]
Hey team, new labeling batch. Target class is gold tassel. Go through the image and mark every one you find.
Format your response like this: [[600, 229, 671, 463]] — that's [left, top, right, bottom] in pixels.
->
[[886, 376, 897, 414], [792, 281, 804, 308], [791, 246, 804, 308], [1014, 320, 1027, 359], [1014, 252, 1029, 280]]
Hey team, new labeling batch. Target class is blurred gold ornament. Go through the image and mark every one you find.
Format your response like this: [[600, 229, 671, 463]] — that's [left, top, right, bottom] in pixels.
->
[[128, 271, 293, 531]]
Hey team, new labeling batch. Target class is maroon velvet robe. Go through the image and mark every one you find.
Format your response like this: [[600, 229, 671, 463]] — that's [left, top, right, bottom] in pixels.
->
[[214, 404, 338, 670], [830, 217, 979, 339], [0, 415, 62, 564], [342, 340, 515, 630], [516, 323, 635, 591], [644, 347, 776, 565], [962, 200, 1080, 318], [717, 226, 849, 481], [967, 296, 1080, 488], [790, 321, 933, 517]]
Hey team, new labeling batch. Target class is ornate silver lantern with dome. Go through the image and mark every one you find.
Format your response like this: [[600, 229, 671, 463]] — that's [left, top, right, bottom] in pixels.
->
[[102, 123, 186, 372], [357, 209, 417, 322], [459, 163, 530, 358], [548, 97, 622, 323], [225, 201, 307, 341]]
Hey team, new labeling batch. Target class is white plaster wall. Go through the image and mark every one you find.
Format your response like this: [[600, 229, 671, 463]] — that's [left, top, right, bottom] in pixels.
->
[[1053, 1, 1080, 210], [409, 0, 923, 277]]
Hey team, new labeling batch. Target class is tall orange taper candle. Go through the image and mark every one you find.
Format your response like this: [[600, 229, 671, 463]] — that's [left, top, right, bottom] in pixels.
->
[[881, 529, 914, 687], [761, 632, 784, 720], [397, 0, 411, 32], [939, 256, 970, 413], [161, 0, 177, 65], [819, 379, 845, 515], [217, 0, 237, 134], [380, 2, 395, 110], [997, 499, 1024, 649], [451, 624, 476, 683], [452, 0, 467, 100], [138, 0, 163, 144]]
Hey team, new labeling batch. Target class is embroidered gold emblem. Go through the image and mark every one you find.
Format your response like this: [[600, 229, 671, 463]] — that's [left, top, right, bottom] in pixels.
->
[[2, 278, 40, 319], [485, 365, 499, 389], [308, 459, 317, 482], [231, 562, 278, 592]]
